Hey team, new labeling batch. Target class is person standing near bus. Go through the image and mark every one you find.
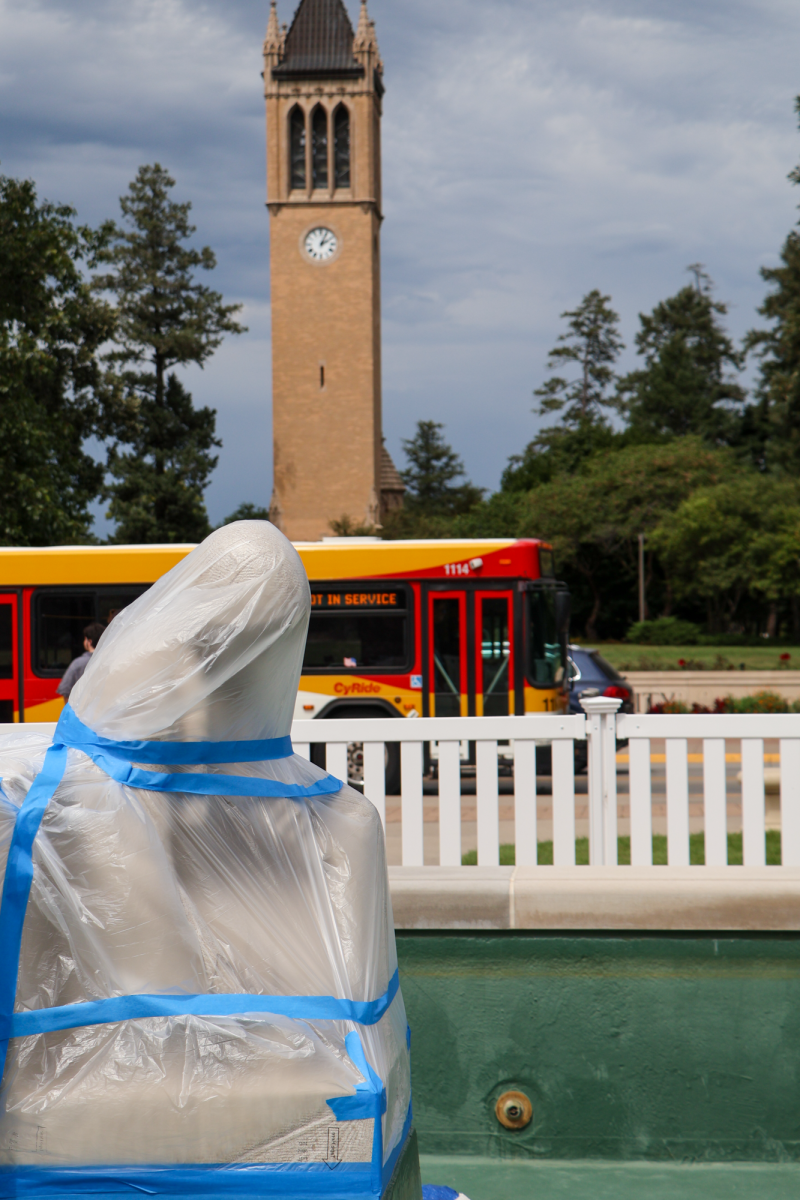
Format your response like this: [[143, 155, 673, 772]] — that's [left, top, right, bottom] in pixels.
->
[[56, 622, 106, 701]]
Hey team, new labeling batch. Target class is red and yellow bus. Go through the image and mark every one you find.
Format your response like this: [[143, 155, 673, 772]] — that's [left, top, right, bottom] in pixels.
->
[[0, 538, 570, 738]]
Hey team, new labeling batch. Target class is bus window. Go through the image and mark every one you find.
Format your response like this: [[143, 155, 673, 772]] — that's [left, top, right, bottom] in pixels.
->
[[97, 592, 149, 627], [539, 549, 555, 578], [0, 598, 14, 722], [33, 587, 149, 675], [34, 592, 95, 674], [527, 588, 564, 687], [432, 596, 464, 717], [479, 595, 511, 716], [0, 604, 11, 679], [304, 586, 410, 670]]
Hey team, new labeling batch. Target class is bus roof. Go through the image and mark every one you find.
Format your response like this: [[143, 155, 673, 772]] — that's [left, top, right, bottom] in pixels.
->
[[0, 538, 548, 587]]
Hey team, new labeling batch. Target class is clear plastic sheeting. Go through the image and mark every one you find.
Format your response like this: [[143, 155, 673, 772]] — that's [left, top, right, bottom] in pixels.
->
[[0, 522, 411, 1191]]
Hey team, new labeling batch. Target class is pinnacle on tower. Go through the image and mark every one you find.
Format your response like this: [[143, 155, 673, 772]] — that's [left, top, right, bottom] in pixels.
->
[[353, 0, 378, 54], [263, 0, 285, 55]]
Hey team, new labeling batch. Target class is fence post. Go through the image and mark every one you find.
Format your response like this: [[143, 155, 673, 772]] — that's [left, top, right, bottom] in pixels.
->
[[580, 697, 623, 865]]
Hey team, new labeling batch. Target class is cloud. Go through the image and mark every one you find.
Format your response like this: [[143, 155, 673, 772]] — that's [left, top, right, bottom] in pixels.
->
[[2, 0, 800, 526]]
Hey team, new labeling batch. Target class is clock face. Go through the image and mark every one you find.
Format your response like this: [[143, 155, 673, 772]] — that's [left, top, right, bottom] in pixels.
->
[[304, 227, 338, 262]]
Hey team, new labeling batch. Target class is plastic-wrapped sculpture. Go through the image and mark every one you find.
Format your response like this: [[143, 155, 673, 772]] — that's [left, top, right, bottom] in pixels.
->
[[0, 522, 417, 1198]]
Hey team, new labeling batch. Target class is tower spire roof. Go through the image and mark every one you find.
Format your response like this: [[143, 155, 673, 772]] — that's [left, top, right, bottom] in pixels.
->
[[272, 0, 362, 78]]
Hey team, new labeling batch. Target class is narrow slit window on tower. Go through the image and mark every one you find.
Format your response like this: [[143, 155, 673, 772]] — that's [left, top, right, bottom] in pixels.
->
[[320, 365, 325, 389], [333, 105, 350, 189], [312, 106, 328, 189], [290, 106, 306, 190]]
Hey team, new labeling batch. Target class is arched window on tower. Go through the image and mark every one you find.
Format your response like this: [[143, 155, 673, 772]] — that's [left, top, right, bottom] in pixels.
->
[[311, 105, 328, 190], [289, 106, 306, 190], [333, 105, 350, 189]]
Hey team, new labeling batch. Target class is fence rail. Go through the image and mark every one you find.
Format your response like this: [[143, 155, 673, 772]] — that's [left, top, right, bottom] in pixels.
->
[[4, 699, 800, 870]]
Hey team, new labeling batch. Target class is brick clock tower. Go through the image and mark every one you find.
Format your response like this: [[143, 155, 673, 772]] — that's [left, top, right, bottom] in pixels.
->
[[263, 0, 404, 542]]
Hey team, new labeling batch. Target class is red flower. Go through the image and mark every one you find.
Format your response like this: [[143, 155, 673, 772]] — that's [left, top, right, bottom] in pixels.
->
[[781, 653, 791, 661], [678, 658, 686, 667]]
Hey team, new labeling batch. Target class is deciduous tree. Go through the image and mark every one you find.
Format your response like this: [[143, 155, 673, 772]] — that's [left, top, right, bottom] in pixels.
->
[[0, 174, 114, 544], [650, 476, 800, 634], [457, 439, 736, 639]]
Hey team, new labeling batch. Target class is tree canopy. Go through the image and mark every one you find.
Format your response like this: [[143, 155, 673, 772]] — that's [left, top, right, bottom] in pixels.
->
[[457, 438, 736, 639], [0, 174, 114, 545], [651, 477, 800, 633]]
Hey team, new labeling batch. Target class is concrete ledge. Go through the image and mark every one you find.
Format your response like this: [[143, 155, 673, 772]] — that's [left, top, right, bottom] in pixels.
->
[[627, 669, 800, 710], [389, 867, 514, 929], [389, 866, 800, 931]]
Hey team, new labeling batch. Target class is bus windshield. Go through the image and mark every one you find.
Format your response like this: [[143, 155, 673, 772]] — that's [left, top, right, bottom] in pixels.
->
[[303, 585, 411, 671], [527, 588, 565, 687]]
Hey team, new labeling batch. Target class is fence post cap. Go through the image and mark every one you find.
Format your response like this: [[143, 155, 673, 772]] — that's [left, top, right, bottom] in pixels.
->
[[580, 697, 623, 715]]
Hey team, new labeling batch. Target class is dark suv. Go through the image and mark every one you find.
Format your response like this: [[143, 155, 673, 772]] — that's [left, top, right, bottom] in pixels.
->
[[567, 646, 635, 715]]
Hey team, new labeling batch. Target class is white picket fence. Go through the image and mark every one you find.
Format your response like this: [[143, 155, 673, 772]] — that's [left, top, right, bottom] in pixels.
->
[[4, 697, 800, 869], [294, 697, 800, 869]]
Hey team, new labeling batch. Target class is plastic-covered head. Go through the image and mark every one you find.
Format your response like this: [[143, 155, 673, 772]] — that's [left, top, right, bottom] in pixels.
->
[[70, 522, 309, 742]]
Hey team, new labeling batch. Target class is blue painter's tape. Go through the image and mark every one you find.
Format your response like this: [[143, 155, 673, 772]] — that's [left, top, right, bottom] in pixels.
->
[[0, 743, 68, 1072], [86, 747, 343, 798], [326, 1032, 387, 1122], [0, 1161, 377, 1198], [0, 1103, 414, 1199], [56, 707, 343, 798], [56, 706, 295, 764], [6, 970, 400, 1040]]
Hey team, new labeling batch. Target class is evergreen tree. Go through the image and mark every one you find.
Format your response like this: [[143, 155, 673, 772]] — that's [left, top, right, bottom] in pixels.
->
[[220, 503, 271, 525], [399, 421, 483, 516], [0, 174, 114, 544], [533, 289, 623, 428], [502, 291, 623, 492], [617, 267, 746, 444], [95, 164, 245, 542], [105, 374, 219, 543], [747, 99, 800, 473]]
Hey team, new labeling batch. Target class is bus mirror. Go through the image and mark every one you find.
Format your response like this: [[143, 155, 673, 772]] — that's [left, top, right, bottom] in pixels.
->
[[555, 590, 570, 636]]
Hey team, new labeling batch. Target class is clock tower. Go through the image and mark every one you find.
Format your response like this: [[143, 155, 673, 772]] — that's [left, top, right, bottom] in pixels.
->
[[263, 0, 403, 541]]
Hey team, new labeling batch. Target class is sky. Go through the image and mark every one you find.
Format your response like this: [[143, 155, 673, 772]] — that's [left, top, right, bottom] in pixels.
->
[[3, 0, 800, 532]]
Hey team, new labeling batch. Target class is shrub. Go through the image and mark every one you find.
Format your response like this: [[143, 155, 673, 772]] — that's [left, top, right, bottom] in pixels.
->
[[721, 690, 793, 714], [648, 691, 800, 714], [625, 617, 701, 645]]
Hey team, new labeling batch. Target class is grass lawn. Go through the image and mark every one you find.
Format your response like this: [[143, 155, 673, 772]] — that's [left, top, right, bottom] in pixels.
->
[[584, 643, 800, 672], [461, 830, 782, 866]]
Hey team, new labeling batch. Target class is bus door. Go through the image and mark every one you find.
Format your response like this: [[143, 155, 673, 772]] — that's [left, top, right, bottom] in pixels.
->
[[474, 590, 515, 716], [427, 591, 468, 717], [0, 594, 19, 723]]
